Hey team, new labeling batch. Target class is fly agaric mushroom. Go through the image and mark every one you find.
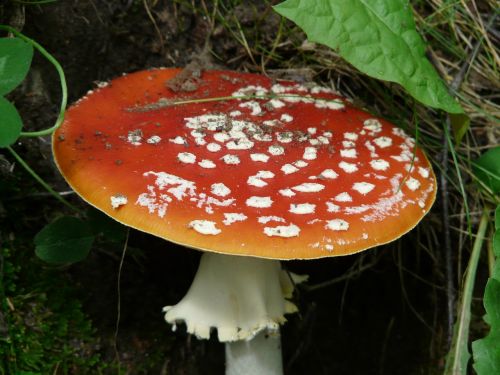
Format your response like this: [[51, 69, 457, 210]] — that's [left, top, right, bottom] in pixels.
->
[[52, 68, 436, 375]]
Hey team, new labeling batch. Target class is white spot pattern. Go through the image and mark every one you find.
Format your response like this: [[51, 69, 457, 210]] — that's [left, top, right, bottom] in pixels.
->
[[223, 213, 248, 226], [178, 152, 196, 164], [198, 159, 216, 169], [281, 164, 299, 174], [221, 154, 240, 165], [352, 182, 375, 195], [334, 192, 353, 202], [207, 143, 222, 152], [370, 159, 390, 171], [189, 220, 221, 235], [292, 183, 325, 193], [264, 224, 300, 238], [268, 145, 285, 156], [111, 194, 127, 209], [339, 161, 358, 173], [130, 78, 434, 249], [326, 219, 349, 231], [246, 196, 273, 208], [211, 183, 231, 197], [290, 203, 316, 214], [250, 153, 270, 162], [303, 147, 317, 160]]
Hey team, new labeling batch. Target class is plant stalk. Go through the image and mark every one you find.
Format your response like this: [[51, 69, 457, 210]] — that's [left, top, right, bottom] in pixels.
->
[[444, 208, 489, 374], [6, 146, 80, 213]]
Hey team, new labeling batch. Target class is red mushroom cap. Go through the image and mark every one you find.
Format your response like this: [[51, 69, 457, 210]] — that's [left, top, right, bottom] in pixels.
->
[[52, 68, 436, 259]]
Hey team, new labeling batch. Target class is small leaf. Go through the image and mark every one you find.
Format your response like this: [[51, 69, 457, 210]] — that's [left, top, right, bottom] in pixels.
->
[[473, 147, 500, 194], [86, 207, 127, 243], [0, 37, 34, 95], [34, 216, 94, 264], [450, 113, 470, 145], [274, 0, 464, 114], [0, 96, 23, 147]]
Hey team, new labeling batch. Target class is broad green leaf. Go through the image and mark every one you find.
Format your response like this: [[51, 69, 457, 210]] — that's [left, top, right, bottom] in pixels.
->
[[0, 96, 23, 147], [472, 205, 500, 374], [0, 37, 33, 95], [472, 278, 500, 374], [86, 207, 127, 243], [473, 335, 500, 375], [34, 216, 94, 264], [473, 147, 500, 194], [274, 0, 464, 115]]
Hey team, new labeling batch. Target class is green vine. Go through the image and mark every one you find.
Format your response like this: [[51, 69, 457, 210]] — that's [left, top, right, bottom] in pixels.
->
[[0, 25, 67, 137]]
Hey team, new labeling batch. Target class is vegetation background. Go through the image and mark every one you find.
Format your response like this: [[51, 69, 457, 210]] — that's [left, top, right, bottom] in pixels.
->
[[0, 0, 498, 374]]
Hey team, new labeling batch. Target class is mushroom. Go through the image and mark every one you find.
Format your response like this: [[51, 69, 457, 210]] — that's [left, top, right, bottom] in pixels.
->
[[52, 68, 437, 374]]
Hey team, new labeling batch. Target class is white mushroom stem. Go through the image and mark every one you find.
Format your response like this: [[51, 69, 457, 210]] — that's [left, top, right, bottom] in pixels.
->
[[226, 330, 283, 375], [163, 252, 302, 375]]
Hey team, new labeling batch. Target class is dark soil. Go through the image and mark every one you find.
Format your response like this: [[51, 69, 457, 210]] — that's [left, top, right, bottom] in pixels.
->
[[1, 1, 449, 374]]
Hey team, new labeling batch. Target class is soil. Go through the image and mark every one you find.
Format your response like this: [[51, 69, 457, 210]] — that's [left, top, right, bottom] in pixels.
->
[[1, 1, 449, 374]]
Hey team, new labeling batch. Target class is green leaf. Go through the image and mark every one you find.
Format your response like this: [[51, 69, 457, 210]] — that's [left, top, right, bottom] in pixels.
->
[[0, 37, 34, 95], [484, 278, 500, 325], [34, 216, 94, 264], [86, 207, 127, 243], [473, 147, 500, 194], [494, 231, 500, 258], [0, 96, 23, 147], [274, 0, 464, 114], [495, 206, 500, 258], [472, 204, 500, 374], [450, 113, 470, 145], [473, 278, 500, 375], [473, 335, 500, 375]]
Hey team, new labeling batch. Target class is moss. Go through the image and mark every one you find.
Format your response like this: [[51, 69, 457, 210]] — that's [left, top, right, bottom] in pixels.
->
[[0, 247, 103, 375]]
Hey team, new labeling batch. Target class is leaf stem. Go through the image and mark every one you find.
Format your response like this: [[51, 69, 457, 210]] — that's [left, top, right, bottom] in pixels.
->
[[0, 25, 67, 137], [113, 228, 129, 374], [6, 146, 81, 213], [441, 118, 455, 346]]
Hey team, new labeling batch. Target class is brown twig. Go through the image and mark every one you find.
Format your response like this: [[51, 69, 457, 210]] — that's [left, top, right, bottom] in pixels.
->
[[143, 0, 165, 55], [304, 254, 380, 292]]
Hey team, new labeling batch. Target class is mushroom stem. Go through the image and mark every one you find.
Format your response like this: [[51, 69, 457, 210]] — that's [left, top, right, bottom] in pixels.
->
[[163, 252, 297, 375], [225, 330, 283, 375]]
